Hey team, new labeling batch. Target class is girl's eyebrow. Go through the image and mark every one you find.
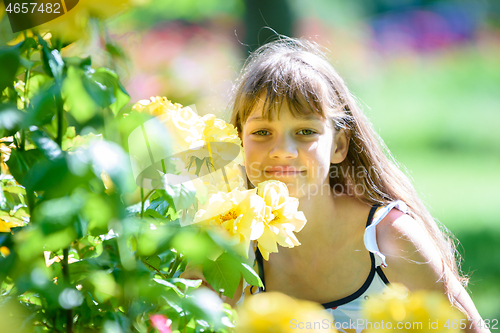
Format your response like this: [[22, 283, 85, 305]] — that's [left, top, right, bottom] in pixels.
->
[[247, 115, 321, 123]]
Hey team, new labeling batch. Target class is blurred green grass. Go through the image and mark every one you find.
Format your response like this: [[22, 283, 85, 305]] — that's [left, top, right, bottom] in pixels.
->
[[347, 47, 500, 320]]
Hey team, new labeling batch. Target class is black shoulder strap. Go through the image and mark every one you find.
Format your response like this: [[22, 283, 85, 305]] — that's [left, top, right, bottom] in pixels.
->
[[255, 247, 266, 291], [366, 204, 381, 227]]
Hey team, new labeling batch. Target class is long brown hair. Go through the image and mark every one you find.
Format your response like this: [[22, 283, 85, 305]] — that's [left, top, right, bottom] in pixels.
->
[[227, 36, 468, 310]]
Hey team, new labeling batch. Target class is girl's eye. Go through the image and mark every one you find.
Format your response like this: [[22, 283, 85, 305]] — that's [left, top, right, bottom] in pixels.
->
[[252, 130, 270, 136], [297, 129, 316, 135], [251, 129, 317, 136]]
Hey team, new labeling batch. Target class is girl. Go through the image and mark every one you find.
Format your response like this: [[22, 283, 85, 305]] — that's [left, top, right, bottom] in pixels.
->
[[227, 37, 488, 332]]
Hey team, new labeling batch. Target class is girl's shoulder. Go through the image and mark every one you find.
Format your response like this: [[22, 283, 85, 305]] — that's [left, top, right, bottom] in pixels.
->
[[374, 207, 446, 291]]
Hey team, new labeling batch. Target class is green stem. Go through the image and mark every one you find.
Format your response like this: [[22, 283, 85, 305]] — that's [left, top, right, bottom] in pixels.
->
[[140, 187, 144, 219], [26, 192, 35, 217], [142, 260, 167, 279], [56, 38, 63, 52], [20, 130, 25, 152], [13, 144, 35, 215], [62, 248, 73, 333], [140, 189, 154, 218], [167, 253, 184, 278], [56, 91, 63, 147], [21, 66, 31, 152]]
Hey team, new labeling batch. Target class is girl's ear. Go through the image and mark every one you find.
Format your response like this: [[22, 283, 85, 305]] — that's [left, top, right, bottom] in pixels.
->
[[331, 129, 349, 164]]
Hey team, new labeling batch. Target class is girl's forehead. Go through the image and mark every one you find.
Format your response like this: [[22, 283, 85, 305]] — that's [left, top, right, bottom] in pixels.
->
[[245, 97, 326, 124], [246, 109, 322, 123]]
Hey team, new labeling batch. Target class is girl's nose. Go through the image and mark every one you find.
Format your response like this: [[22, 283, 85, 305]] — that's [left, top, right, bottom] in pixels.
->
[[269, 135, 298, 159]]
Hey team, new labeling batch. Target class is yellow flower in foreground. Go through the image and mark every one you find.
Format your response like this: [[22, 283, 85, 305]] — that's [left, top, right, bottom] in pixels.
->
[[363, 284, 464, 333], [133, 96, 205, 153], [201, 114, 241, 146], [200, 114, 243, 164], [133, 96, 183, 117], [254, 180, 307, 260], [236, 292, 336, 333], [199, 162, 246, 194], [193, 188, 266, 258], [179, 113, 244, 175]]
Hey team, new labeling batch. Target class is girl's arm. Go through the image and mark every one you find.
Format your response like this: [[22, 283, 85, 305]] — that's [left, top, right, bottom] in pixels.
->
[[376, 209, 490, 333]]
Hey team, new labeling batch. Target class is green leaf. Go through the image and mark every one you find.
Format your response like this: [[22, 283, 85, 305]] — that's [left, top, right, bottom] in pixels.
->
[[25, 74, 54, 101], [203, 253, 242, 298], [6, 149, 45, 185], [19, 37, 38, 54], [144, 208, 169, 221], [82, 69, 116, 108], [80, 68, 130, 115], [144, 255, 162, 271], [85, 193, 114, 235], [35, 196, 81, 235], [181, 288, 223, 328], [28, 130, 62, 160], [23, 84, 58, 128], [146, 196, 170, 216], [163, 181, 197, 212], [239, 262, 263, 288], [105, 43, 126, 60], [19, 57, 35, 71], [38, 36, 64, 82], [164, 194, 179, 220], [63, 56, 91, 70], [0, 47, 20, 92], [88, 140, 134, 192], [0, 186, 6, 210], [170, 277, 203, 290], [172, 231, 221, 263], [62, 66, 98, 123], [22, 154, 75, 196], [154, 278, 186, 297], [2, 183, 26, 198], [108, 82, 130, 116], [0, 103, 24, 137], [91, 68, 130, 115]]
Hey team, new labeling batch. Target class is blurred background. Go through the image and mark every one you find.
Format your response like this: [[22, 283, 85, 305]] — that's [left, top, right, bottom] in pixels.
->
[[79, 0, 499, 320]]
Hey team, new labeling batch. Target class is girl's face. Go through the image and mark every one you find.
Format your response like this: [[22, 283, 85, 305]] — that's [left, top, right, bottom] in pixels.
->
[[241, 100, 342, 199]]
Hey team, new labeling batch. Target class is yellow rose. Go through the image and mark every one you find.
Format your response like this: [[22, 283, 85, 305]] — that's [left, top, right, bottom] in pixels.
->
[[253, 180, 307, 260], [134, 97, 205, 150], [132, 96, 183, 117], [363, 284, 465, 333], [180, 114, 243, 173], [131, 97, 205, 157], [201, 114, 241, 147], [197, 162, 246, 195], [202, 114, 243, 167], [236, 292, 336, 333], [193, 188, 266, 258]]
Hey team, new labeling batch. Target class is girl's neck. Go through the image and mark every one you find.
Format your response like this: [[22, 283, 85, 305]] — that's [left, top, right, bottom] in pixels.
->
[[273, 192, 368, 262], [295, 190, 353, 244]]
